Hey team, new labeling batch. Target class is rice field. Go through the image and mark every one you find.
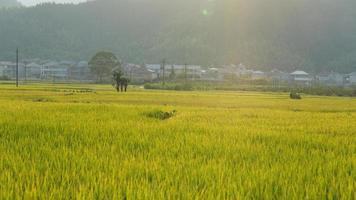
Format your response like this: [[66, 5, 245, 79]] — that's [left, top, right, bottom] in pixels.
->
[[0, 83, 355, 199]]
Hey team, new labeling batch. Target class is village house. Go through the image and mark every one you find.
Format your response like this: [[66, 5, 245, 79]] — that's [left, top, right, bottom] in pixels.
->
[[1, 60, 92, 81], [145, 64, 161, 78], [344, 72, 356, 85], [236, 63, 253, 77], [251, 70, 266, 80], [0, 62, 10, 77], [59, 60, 76, 67], [217, 63, 251, 78], [267, 69, 290, 81], [68, 61, 91, 81], [218, 64, 239, 80], [0, 61, 27, 79], [145, 64, 202, 80], [124, 64, 157, 83], [169, 65, 202, 79], [316, 72, 345, 86], [201, 67, 221, 81], [290, 70, 312, 84], [41, 61, 69, 80], [0, 61, 15, 78], [25, 62, 42, 79]]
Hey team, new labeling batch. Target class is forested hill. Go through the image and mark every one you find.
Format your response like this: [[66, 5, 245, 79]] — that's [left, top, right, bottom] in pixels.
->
[[0, 0, 21, 7], [1, 0, 356, 72]]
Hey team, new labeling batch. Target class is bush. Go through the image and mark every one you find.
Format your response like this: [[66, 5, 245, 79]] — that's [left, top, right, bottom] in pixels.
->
[[0, 75, 10, 80], [353, 88, 356, 97], [290, 92, 302, 99], [144, 83, 193, 91], [146, 110, 177, 120], [32, 97, 55, 102]]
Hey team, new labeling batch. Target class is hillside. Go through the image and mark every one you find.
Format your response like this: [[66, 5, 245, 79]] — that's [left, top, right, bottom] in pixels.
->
[[0, 0, 21, 7], [0, 0, 356, 72]]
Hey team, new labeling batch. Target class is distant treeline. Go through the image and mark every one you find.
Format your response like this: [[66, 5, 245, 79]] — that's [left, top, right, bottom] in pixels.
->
[[144, 81, 356, 97], [1, 0, 356, 72]]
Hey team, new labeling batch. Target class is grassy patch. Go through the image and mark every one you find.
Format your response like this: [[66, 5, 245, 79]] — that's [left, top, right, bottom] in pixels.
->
[[145, 109, 177, 120]]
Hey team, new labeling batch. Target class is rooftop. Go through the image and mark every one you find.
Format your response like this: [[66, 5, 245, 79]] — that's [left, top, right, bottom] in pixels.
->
[[291, 70, 308, 75]]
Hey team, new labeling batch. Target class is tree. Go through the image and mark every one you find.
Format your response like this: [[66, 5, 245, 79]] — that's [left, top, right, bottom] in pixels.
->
[[112, 69, 123, 92], [120, 77, 130, 92], [169, 65, 176, 80], [112, 69, 130, 92], [89, 51, 120, 83]]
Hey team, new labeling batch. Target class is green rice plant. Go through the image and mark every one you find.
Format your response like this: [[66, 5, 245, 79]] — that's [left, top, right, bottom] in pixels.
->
[[0, 83, 355, 199]]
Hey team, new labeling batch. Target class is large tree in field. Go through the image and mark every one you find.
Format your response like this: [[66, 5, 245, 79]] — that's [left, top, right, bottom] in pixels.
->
[[89, 51, 121, 83]]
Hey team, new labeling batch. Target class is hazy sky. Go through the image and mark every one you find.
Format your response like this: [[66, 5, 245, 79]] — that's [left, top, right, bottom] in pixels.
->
[[19, 0, 87, 6]]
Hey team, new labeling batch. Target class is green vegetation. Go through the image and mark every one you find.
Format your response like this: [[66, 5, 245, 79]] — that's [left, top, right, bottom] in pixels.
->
[[1, 0, 356, 72], [0, 83, 355, 199], [113, 69, 130, 93], [89, 51, 121, 83], [144, 81, 356, 97], [290, 91, 302, 100], [145, 109, 177, 120], [144, 82, 194, 91]]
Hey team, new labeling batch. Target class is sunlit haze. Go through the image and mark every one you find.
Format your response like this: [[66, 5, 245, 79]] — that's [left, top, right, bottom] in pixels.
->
[[1, 0, 356, 198]]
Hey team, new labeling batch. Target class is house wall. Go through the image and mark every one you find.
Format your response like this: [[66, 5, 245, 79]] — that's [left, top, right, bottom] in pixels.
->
[[251, 73, 266, 80], [350, 75, 356, 84], [41, 67, 69, 80], [317, 74, 344, 85], [69, 67, 91, 80], [0, 66, 5, 76], [27, 67, 42, 79], [331, 74, 344, 85], [292, 75, 311, 81]]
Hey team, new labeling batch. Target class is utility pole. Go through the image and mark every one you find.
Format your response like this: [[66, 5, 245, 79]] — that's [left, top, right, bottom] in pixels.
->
[[161, 59, 166, 86], [16, 48, 19, 87]]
